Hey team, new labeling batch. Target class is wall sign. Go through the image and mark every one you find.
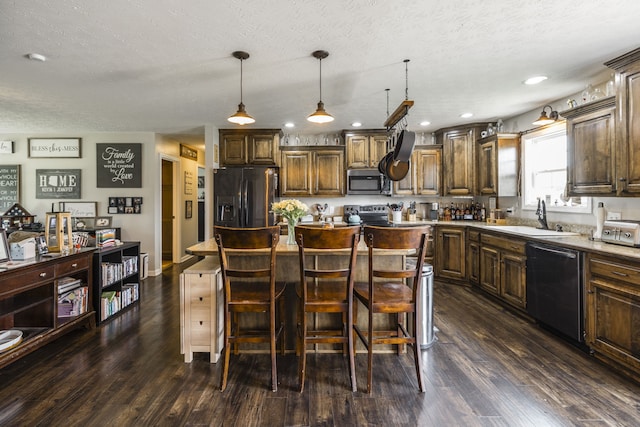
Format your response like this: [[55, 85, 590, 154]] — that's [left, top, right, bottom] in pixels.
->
[[28, 138, 82, 158], [36, 169, 81, 199], [96, 143, 142, 188], [184, 170, 194, 195], [0, 141, 14, 154], [180, 144, 198, 161], [0, 165, 20, 213]]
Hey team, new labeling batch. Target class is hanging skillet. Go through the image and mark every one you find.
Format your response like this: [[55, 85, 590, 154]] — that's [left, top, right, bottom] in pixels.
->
[[384, 151, 410, 181]]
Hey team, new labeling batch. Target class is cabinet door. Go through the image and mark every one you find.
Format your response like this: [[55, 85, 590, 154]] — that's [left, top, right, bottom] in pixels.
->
[[617, 62, 640, 195], [500, 252, 526, 309], [393, 151, 416, 196], [468, 241, 480, 285], [314, 150, 344, 196], [220, 134, 247, 165], [435, 227, 466, 280], [369, 135, 389, 168], [346, 135, 369, 168], [565, 99, 616, 195], [248, 133, 277, 165], [479, 246, 499, 295], [281, 151, 313, 196], [415, 148, 441, 195], [477, 139, 497, 195], [443, 130, 476, 195]]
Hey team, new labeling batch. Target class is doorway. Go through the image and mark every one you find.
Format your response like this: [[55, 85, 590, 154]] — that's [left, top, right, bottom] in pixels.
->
[[161, 159, 174, 269]]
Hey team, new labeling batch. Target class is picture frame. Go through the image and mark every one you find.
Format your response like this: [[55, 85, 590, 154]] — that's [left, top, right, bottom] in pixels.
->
[[0, 230, 10, 262], [28, 138, 82, 158], [95, 216, 112, 228], [59, 201, 97, 218], [36, 234, 48, 255], [185, 200, 193, 219], [73, 217, 95, 230], [35, 169, 81, 199], [180, 144, 198, 161], [184, 171, 194, 195], [0, 141, 14, 154]]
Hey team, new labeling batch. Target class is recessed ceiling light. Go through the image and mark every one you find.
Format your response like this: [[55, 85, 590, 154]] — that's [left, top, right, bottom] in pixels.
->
[[25, 53, 47, 62], [419, 121, 430, 126], [284, 122, 295, 128], [460, 112, 473, 119], [524, 76, 548, 85], [351, 122, 362, 127]]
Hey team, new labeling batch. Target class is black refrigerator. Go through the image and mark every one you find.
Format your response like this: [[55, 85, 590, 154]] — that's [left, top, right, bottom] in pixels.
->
[[214, 166, 278, 228]]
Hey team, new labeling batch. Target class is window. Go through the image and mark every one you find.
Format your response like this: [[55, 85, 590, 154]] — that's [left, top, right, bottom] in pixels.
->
[[521, 122, 591, 213]]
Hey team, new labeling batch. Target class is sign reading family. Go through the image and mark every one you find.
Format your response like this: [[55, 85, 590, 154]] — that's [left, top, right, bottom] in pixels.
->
[[96, 143, 142, 188], [28, 138, 81, 158]]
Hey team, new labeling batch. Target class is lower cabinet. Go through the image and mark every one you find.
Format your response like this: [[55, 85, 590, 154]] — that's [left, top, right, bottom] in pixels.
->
[[180, 258, 223, 363], [585, 253, 640, 381], [435, 226, 466, 281], [478, 233, 526, 310], [467, 229, 480, 285]]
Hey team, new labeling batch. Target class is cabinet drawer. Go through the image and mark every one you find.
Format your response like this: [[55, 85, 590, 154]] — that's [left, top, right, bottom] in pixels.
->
[[191, 306, 211, 322], [55, 256, 89, 276], [468, 230, 480, 242], [589, 257, 640, 286], [0, 265, 56, 296], [481, 234, 526, 255], [191, 322, 212, 346]]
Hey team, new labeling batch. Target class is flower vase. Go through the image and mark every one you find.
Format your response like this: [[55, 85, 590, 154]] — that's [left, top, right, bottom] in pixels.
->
[[287, 219, 298, 245]]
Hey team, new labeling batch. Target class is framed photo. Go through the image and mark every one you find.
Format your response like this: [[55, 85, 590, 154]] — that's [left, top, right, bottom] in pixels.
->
[[60, 201, 97, 217], [36, 234, 49, 255], [0, 230, 9, 262], [185, 200, 193, 219], [28, 138, 81, 158], [198, 176, 204, 188], [180, 144, 198, 161], [74, 217, 95, 230], [0, 141, 14, 154], [95, 216, 112, 228]]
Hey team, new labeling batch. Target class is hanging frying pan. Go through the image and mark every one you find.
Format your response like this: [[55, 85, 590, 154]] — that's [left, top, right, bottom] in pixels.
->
[[384, 152, 410, 181], [392, 130, 416, 162]]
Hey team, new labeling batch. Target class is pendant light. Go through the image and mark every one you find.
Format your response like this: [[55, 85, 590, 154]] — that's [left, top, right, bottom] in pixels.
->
[[228, 51, 255, 125], [307, 50, 334, 124]]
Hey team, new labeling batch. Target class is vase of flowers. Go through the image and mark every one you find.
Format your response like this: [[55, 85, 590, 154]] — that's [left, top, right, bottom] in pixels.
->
[[271, 199, 308, 245]]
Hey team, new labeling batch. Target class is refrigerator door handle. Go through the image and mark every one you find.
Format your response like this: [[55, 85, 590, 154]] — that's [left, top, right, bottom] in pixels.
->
[[242, 179, 249, 227]]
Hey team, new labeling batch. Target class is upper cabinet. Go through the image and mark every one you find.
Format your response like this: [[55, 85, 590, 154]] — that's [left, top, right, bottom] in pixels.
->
[[435, 124, 488, 196], [392, 147, 442, 196], [280, 147, 345, 197], [561, 97, 617, 196], [344, 130, 389, 169], [219, 129, 280, 166], [476, 133, 520, 197], [605, 47, 640, 196]]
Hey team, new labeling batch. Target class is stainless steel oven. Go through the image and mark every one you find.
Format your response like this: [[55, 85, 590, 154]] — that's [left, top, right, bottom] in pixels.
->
[[346, 169, 391, 195]]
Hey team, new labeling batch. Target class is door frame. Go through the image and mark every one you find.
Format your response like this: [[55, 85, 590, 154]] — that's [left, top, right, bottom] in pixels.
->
[[156, 153, 181, 266]]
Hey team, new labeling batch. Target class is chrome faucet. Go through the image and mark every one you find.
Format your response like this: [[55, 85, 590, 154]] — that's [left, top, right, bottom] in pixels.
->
[[536, 198, 549, 230]]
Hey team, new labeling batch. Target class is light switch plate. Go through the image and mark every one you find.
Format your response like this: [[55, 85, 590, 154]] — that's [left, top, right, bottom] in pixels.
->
[[607, 211, 621, 220]]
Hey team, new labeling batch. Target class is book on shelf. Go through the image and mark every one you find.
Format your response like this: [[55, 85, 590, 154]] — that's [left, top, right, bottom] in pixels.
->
[[96, 229, 117, 248], [57, 276, 83, 294], [58, 285, 88, 317], [100, 290, 120, 321]]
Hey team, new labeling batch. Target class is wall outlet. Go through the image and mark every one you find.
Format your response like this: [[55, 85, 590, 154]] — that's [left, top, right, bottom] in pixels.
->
[[607, 211, 621, 220]]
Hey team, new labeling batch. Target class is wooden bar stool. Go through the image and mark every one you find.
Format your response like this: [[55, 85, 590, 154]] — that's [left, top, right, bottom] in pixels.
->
[[214, 226, 286, 392], [353, 225, 430, 393], [294, 225, 360, 393]]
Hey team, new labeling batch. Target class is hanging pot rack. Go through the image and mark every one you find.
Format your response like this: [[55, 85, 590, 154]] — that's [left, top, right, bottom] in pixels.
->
[[383, 59, 414, 131]]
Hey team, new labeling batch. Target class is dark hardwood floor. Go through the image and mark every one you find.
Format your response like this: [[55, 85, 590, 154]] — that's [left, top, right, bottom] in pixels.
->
[[1, 259, 640, 426]]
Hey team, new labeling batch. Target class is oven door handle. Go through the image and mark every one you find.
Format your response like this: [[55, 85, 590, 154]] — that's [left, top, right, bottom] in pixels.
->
[[528, 244, 577, 259]]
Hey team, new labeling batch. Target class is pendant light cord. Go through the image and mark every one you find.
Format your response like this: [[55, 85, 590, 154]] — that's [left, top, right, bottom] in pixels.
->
[[239, 58, 244, 104], [404, 59, 410, 101], [318, 57, 323, 102]]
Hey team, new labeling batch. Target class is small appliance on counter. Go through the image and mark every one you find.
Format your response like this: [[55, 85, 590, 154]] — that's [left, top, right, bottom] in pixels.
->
[[601, 220, 640, 247]]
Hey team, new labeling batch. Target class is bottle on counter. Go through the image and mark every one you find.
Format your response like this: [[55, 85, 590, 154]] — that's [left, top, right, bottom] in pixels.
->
[[480, 203, 486, 222]]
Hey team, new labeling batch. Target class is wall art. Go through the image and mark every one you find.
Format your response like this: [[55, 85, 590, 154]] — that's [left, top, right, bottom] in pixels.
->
[[184, 170, 194, 195], [0, 141, 14, 154], [0, 165, 20, 213], [185, 200, 193, 219], [180, 144, 198, 161], [59, 201, 97, 217], [35, 169, 81, 199], [96, 143, 142, 188], [108, 196, 142, 214], [28, 138, 81, 158]]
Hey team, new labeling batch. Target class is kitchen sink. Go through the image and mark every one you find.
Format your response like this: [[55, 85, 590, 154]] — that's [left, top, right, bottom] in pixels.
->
[[483, 225, 580, 237]]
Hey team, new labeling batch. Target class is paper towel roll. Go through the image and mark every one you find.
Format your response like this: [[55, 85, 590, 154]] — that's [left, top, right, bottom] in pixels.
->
[[594, 202, 605, 240]]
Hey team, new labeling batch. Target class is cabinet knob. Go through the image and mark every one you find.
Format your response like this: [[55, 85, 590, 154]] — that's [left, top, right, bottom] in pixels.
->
[[39, 272, 47, 277], [71, 263, 78, 268], [199, 297, 203, 301], [199, 321, 203, 325], [619, 177, 627, 182]]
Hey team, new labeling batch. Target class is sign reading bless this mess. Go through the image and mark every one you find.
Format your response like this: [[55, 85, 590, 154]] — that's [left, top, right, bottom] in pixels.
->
[[96, 143, 142, 188]]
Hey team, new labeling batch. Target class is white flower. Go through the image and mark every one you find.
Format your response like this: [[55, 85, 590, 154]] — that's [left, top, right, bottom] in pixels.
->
[[271, 199, 308, 222]]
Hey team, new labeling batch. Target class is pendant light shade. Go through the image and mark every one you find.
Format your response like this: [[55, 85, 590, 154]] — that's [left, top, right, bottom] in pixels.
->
[[228, 51, 255, 125], [308, 50, 334, 124]]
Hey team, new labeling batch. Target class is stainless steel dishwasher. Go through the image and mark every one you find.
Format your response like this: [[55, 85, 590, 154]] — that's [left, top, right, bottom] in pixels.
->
[[525, 242, 584, 343]]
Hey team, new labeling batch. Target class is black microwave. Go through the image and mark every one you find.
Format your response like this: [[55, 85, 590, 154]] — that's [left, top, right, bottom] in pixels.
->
[[346, 169, 391, 195]]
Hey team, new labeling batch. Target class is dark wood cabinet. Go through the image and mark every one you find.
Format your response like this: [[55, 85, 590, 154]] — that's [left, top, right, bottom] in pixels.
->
[[219, 129, 280, 166], [561, 97, 617, 196], [477, 133, 520, 196], [0, 249, 95, 369], [435, 226, 466, 281], [585, 253, 640, 381], [281, 148, 344, 196], [436, 124, 487, 196], [605, 48, 640, 196], [344, 130, 388, 169], [478, 233, 526, 310], [392, 147, 442, 196], [467, 229, 480, 286], [93, 242, 140, 324]]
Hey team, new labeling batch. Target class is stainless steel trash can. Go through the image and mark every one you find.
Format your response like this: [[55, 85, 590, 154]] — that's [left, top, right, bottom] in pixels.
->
[[407, 258, 436, 349]]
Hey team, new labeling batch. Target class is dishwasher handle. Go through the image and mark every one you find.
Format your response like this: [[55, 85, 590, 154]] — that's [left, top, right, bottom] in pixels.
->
[[527, 243, 577, 259]]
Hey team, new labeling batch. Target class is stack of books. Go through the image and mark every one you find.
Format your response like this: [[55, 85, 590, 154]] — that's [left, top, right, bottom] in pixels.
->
[[57, 277, 88, 317]]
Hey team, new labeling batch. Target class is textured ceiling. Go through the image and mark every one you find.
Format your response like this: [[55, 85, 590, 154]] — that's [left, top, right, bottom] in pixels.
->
[[1, 0, 640, 142]]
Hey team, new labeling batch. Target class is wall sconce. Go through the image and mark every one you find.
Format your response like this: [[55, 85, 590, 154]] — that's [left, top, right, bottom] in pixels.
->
[[532, 105, 559, 126]]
